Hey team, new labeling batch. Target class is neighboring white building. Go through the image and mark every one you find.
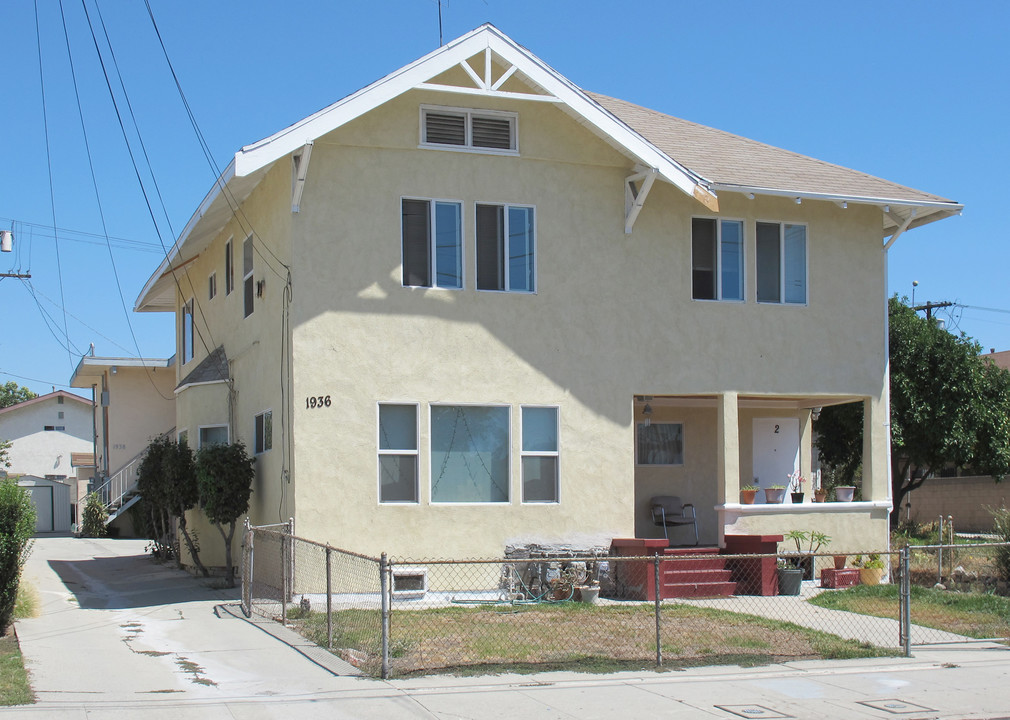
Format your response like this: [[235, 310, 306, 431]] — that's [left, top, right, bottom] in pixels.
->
[[0, 391, 94, 481]]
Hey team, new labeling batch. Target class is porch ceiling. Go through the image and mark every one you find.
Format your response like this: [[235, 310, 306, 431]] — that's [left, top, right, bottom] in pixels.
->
[[634, 394, 863, 410]]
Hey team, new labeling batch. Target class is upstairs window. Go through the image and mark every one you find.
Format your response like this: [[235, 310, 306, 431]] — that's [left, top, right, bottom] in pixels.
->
[[182, 299, 195, 364], [476, 204, 535, 293], [421, 107, 517, 153], [757, 222, 807, 304], [243, 235, 254, 317], [225, 238, 234, 295], [401, 199, 463, 289], [692, 218, 743, 301], [208, 272, 217, 300]]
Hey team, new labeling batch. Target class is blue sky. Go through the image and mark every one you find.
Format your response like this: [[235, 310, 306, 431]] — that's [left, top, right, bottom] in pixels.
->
[[2, 1, 1008, 398]]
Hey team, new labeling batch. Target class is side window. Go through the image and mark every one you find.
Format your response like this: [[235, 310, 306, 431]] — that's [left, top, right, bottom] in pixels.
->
[[199, 425, 229, 448], [757, 222, 806, 304], [401, 199, 463, 289], [225, 239, 234, 295], [182, 299, 194, 364], [254, 410, 273, 454], [475, 204, 535, 293], [692, 218, 743, 301], [243, 235, 254, 317], [378, 404, 419, 503], [636, 422, 684, 466], [521, 406, 559, 503]]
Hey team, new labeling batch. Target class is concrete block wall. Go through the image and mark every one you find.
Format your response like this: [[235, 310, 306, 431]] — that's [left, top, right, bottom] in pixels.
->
[[906, 476, 1010, 533]]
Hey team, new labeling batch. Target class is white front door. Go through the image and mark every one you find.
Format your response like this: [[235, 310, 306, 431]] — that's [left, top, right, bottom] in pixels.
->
[[752, 418, 799, 502]]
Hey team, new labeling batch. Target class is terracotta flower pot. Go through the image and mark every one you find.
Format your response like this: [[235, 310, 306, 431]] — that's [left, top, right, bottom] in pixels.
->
[[740, 489, 758, 504], [814, 490, 827, 503], [834, 555, 847, 570]]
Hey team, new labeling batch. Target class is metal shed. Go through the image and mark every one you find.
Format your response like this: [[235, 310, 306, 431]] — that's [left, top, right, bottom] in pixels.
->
[[17, 475, 72, 535]]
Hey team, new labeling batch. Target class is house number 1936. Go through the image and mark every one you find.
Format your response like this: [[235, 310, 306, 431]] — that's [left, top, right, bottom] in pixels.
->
[[306, 395, 331, 409]]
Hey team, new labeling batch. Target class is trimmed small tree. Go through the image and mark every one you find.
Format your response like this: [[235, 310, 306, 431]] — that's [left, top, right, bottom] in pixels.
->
[[80, 492, 108, 537], [0, 478, 35, 634], [196, 442, 254, 588]]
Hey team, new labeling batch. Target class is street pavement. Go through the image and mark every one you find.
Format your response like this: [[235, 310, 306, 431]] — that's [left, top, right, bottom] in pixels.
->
[[5, 536, 1010, 719]]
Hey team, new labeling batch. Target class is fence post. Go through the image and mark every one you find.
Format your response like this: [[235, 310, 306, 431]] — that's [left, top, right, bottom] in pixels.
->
[[241, 522, 254, 618], [380, 553, 390, 679], [899, 546, 911, 657], [281, 533, 288, 627], [654, 554, 663, 667], [326, 546, 333, 651], [937, 515, 944, 585]]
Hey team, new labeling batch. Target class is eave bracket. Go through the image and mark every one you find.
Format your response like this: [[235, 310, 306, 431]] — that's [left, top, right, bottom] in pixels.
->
[[625, 168, 658, 234], [291, 141, 314, 213]]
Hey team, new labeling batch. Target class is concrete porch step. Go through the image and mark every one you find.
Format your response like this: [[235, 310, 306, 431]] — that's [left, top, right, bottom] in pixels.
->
[[662, 580, 737, 598], [663, 568, 733, 583]]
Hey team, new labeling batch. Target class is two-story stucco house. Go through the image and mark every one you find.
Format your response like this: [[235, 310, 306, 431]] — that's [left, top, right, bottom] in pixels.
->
[[135, 25, 961, 567]]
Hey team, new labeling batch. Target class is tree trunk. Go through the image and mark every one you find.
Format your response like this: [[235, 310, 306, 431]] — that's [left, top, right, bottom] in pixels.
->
[[215, 521, 236, 588], [177, 512, 209, 577]]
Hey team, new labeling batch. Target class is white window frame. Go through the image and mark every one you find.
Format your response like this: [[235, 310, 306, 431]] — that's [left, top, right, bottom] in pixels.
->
[[400, 197, 464, 290], [182, 298, 195, 364], [756, 221, 808, 306], [377, 402, 420, 505], [178, 428, 189, 447], [429, 403, 511, 505], [635, 421, 685, 467], [419, 105, 519, 156], [254, 409, 273, 455], [225, 237, 234, 295], [520, 405, 560, 505], [243, 234, 254, 318], [691, 217, 745, 302], [198, 424, 230, 449], [208, 272, 217, 300], [474, 202, 537, 294]]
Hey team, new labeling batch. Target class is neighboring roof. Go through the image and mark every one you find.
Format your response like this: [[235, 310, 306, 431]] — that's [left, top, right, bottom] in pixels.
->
[[70, 355, 175, 388], [71, 452, 96, 468], [135, 24, 961, 312], [176, 347, 229, 391], [0, 390, 92, 417], [983, 350, 1010, 371]]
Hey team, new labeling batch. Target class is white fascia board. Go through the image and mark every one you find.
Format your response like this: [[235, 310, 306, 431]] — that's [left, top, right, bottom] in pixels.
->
[[709, 182, 963, 212], [135, 159, 238, 312], [231, 25, 710, 206]]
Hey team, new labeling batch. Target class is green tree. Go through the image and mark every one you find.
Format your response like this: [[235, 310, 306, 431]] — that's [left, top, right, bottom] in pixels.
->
[[0, 439, 11, 470], [196, 442, 254, 588], [0, 382, 36, 410], [816, 297, 1010, 524], [137, 436, 208, 576], [80, 492, 108, 537], [0, 478, 35, 634]]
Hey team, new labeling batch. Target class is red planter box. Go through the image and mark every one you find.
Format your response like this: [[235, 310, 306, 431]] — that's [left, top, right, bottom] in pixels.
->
[[820, 568, 860, 588]]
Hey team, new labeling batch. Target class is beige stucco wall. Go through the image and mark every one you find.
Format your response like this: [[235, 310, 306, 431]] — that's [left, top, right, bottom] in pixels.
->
[[279, 87, 890, 559], [104, 366, 175, 474]]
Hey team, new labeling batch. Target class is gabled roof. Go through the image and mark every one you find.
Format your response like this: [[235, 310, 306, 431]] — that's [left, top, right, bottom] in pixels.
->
[[136, 24, 961, 312], [0, 390, 92, 417]]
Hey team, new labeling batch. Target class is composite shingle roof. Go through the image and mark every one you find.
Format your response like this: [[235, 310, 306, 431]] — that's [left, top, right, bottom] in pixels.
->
[[587, 92, 953, 207]]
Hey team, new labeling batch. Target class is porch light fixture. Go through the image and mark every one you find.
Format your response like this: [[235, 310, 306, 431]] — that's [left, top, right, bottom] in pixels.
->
[[811, 406, 822, 421], [643, 403, 653, 427]]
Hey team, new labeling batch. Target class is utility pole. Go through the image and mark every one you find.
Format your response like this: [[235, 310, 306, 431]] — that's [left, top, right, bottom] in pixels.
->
[[0, 273, 30, 279], [912, 300, 953, 321]]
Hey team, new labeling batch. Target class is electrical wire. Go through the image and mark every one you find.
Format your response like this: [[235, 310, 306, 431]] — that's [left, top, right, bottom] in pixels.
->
[[0, 217, 163, 254], [38, 0, 75, 371], [0, 369, 77, 390]]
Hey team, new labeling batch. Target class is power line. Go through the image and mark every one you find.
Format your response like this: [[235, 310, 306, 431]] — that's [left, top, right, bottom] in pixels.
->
[[0, 217, 163, 254]]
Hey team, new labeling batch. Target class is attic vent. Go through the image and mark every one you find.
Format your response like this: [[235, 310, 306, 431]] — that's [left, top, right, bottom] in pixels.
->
[[472, 116, 512, 149], [424, 113, 466, 146], [421, 106, 517, 153]]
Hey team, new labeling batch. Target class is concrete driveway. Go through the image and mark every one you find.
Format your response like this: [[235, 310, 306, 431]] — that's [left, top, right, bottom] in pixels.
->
[[8, 537, 1010, 719]]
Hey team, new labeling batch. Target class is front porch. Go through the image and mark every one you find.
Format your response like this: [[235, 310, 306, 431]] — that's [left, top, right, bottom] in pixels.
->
[[625, 392, 893, 596]]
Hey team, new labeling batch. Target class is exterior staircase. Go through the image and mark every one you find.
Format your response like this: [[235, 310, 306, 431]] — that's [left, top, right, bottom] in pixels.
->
[[656, 547, 736, 598], [91, 428, 174, 525]]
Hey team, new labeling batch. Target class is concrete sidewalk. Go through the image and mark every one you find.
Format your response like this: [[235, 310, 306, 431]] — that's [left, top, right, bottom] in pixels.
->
[[7, 537, 1010, 719]]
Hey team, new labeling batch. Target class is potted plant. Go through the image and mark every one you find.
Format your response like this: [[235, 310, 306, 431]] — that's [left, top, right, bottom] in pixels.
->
[[853, 553, 885, 585], [764, 485, 787, 504], [783, 529, 830, 580], [740, 485, 759, 504], [776, 558, 803, 595], [813, 488, 828, 503], [833, 554, 847, 570], [787, 471, 806, 503], [834, 486, 856, 502]]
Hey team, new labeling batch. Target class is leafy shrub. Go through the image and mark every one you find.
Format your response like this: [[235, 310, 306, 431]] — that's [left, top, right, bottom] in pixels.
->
[[0, 478, 35, 634], [990, 506, 1010, 582], [81, 492, 108, 538]]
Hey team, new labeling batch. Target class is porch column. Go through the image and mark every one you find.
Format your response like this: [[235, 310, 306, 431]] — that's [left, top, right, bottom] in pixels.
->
[[717, 391, 740, 505], [862, 395, 889, 502], [799, 408, 813, 483]]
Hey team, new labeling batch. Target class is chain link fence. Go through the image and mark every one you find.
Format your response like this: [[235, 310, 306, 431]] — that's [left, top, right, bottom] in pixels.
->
[[241, 528, 1010, 678]]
